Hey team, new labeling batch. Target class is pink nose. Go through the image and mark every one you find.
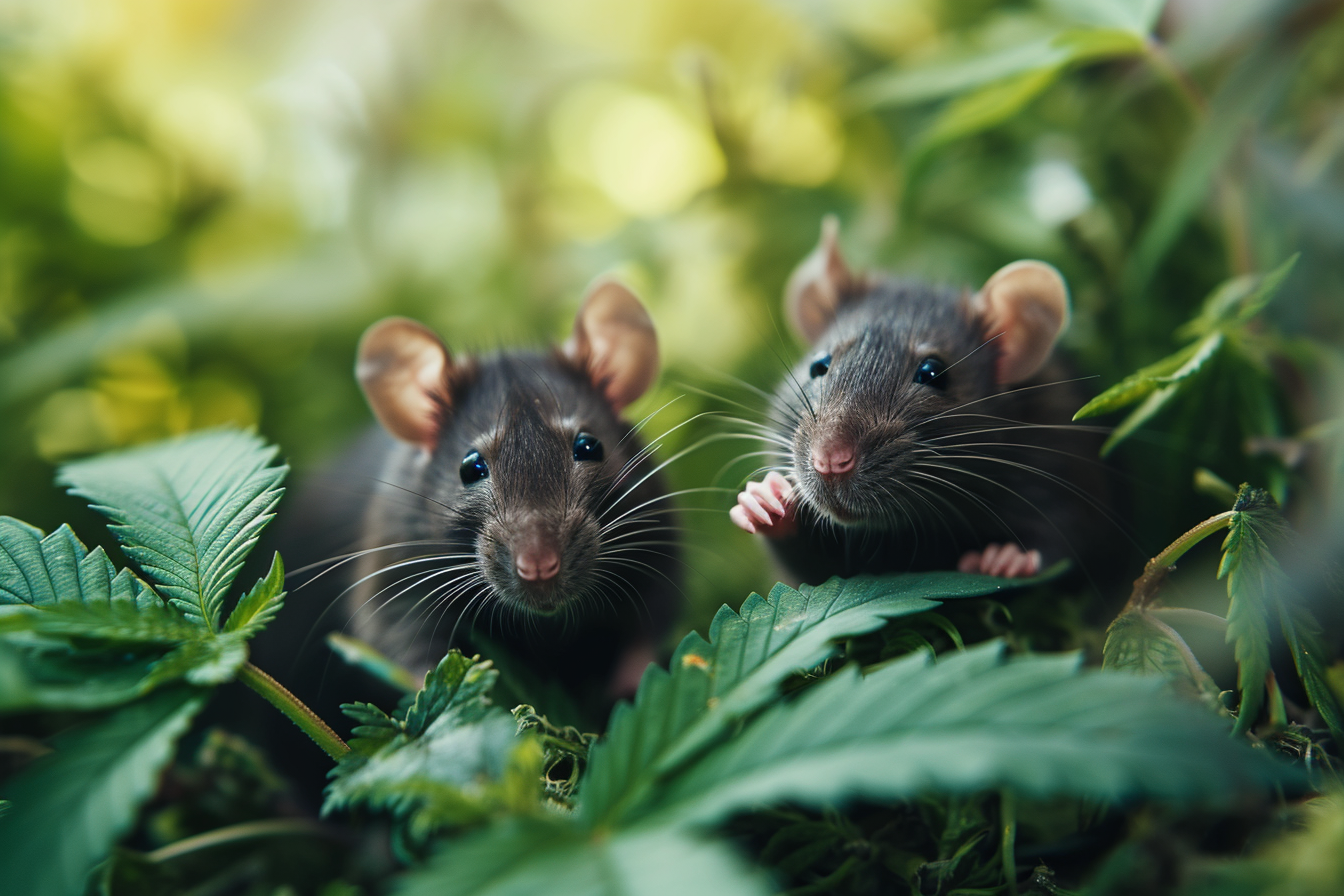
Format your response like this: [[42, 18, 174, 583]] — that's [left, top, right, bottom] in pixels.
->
[[515, 546, 561, 582], [811, 443, 856, 480]]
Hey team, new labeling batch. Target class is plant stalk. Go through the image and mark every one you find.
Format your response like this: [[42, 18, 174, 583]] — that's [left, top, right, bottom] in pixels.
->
[[1128, 511, 1236, 610], [238, 662, 349, 761], [146, 819, 339, 863]]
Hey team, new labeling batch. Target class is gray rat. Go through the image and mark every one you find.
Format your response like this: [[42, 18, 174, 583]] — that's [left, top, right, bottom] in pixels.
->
[[338, 278, 681, 697], [732, 218, 1109, 584]]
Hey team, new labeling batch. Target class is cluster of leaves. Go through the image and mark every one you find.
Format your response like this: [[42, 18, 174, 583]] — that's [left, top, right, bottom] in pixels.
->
[[0, 427, 1317, 896], [0, 430, 291, 895], [1105, 482, 1344, 760]]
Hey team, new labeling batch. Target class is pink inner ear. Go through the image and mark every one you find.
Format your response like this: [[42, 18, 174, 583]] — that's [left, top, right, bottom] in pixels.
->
[[567, 279, 658, 412], [975, 261, 1069, 385], [356, 318, 452, 449]]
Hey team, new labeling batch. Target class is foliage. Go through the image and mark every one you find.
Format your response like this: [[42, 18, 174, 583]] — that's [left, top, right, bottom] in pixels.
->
[[1, 0, 1343, 893], [1105, 483, 1344, 749]]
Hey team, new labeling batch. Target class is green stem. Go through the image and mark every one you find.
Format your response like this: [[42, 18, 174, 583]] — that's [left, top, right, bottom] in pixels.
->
[[146, 819, 339, 863], [238, 662, 349, 761], [1001, 789, 1019, 896], [1128, 511, 1236, 610]]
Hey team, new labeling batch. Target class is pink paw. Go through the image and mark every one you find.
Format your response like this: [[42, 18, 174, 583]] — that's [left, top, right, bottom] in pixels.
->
[[958, 543, 1042, 578], [730, 471, 798, 538]]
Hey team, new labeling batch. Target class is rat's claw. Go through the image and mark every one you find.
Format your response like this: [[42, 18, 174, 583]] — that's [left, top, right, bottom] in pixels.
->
[[958, 543, 1042, 578], [734, 476, 798, 538]]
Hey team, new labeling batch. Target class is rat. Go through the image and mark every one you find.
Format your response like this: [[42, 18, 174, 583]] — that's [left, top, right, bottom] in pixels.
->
[[315, 277, 681, 700], [731, 217, 1109, 585]]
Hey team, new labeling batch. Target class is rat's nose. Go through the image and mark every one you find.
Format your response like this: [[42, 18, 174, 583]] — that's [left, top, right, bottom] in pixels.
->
[[515, 545, 561, 582], [811, 442, 856, 480]]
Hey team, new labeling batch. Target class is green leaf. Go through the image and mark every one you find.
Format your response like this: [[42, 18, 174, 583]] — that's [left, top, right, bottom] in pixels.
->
[[1078, 331, 1221, 418], [143, 634, 250, 687], [222, 551, 286, 638], [324, 651, 541, 836], [579, 572, 1044, 828], [326, 632, 420, 693], [397, 818, 772, 896], [0, 518, 156, 610], [849, 27, 1142, 109], [1219, 486, 1281, 736], [1103, 611, 1193, 679], [1176, 254, 1300, 340], [1278, 604, 1344, 743], [58, 429, 288, 631], [644, 642, 1294, 828], [0, 639, 164, 712], [1094, 333, 1225, 455], [0, 688, 206, 896], [916, 65, 1065, 153], [1124, 50, 1293, 293], [1039, 0, 1167, 32]]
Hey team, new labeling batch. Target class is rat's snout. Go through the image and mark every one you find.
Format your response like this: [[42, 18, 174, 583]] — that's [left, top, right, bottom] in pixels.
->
[[811, 439, 857, 481], [514, 540, 561, 582]]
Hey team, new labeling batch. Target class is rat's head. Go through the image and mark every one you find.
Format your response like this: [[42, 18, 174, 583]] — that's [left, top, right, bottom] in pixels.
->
[[774, 217, 1071, 529], [355, 278, 660, 617]]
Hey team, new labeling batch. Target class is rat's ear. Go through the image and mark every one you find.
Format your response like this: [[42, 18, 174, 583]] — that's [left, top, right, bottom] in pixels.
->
[[972, 260, 1071, 385], [564, 278, 659, 412], [785, 215, 858, 343], [356, 317, 455, 450]]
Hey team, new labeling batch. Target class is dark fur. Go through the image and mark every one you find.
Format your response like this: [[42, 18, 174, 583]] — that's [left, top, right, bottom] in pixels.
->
[[765, 278, 1110, 584], [345, 349, 681, 690]]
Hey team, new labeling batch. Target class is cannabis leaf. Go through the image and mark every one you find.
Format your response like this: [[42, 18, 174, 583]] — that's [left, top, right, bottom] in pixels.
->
[[324, 651, 543, 838], [0, 688, 206, 896], [1076, 256, 1298, 456], [580, 572, 1033, 828], [398, 819, 772, 896], [642, 641, 1294, 827], [1221, 486, 1344, 739], [58, 429, 287, 630]]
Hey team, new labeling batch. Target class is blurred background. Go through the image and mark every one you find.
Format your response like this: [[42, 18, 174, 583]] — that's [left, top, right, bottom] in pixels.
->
[[0, 0, 1341, 630]]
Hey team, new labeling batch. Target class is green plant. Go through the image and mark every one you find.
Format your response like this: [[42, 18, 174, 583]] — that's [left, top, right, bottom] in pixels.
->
[[0, 429, 1312, 896]]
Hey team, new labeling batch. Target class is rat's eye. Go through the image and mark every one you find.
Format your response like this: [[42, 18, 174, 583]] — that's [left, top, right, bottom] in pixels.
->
[[460, 450, 490, 485], [914, 357, 948, 389], [809, 354, 832, 378], [573, 432, 604, 462]]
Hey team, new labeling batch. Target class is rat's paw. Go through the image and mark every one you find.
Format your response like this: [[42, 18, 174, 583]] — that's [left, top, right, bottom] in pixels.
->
[[957, 543, 1042, 578], [730, 472, 797, 538]]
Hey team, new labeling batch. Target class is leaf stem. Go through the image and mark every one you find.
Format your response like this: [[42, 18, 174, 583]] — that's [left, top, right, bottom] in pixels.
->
[[145, 819, 341, 863], [1001, 789, 1018, 896], [1128, 511, 1236, 610], [237, 662, 349, 761]]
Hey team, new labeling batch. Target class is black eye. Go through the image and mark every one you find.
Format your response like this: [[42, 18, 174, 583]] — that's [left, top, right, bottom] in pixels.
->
[[573, 432, 604, 462], [459, 450, 489, 485], [809, 354, 831, 378], [915, 357, 947, 388]]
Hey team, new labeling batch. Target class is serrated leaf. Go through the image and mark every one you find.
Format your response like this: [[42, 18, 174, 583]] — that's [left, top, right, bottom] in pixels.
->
[[1278, 604, 1344, 743], [1219, 487, 1281, 736], [1103, 611, 1192, 678], [579, 571, 1039, 828], [222, 552, 286, 637], [0, 688, 205, 896], [58, 429, 288, 630], [144, 634, 249, 688], [644, 642, 1294, 828], [0, 639, 165, 712], [0, 598, 203, 643], [325, 651, 538, 835], [0, 518, 156, 610], [397, 818, 773, 896]]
